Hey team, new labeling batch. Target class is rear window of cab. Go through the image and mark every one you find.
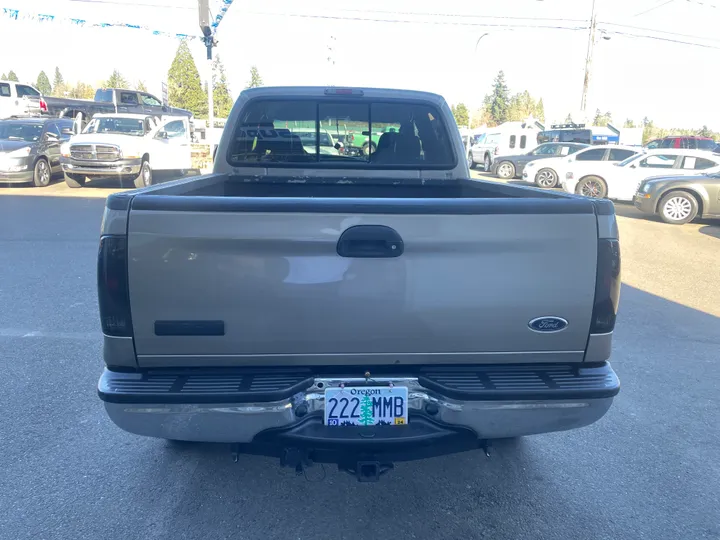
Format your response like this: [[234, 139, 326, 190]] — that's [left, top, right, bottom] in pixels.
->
[[227, 99, 456, 168]]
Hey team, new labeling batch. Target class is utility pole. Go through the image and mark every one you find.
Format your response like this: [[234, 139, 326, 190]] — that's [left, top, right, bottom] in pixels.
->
[[466, 32, 490, 158], [199, 0, 216, 151], [580, 0, 598, 115]]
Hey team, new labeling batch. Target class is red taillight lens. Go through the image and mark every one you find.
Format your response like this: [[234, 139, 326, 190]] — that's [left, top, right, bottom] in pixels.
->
[[98, 236, 133, 337], [40, 98, 48, 112]]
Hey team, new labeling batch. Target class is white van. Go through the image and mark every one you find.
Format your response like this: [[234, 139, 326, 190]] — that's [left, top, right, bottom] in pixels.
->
[[468, 122, 539, 171]]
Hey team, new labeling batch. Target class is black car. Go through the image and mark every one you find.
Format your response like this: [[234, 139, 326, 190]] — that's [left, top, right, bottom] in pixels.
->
[[490, 142, 588, 179], [0, 117, 74, 186]]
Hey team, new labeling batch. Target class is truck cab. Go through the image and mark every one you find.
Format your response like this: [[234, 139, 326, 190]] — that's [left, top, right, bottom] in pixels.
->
[[61, 113, 191, 188]]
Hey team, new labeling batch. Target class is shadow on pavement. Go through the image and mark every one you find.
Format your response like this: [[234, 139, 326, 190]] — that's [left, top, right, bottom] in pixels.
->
[[699, 223, 720, 239]]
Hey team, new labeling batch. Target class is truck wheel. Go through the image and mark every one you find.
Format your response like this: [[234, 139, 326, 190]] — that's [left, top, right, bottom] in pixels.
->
[[33, 158, 52, 187], [134, 160, 152, 188], [496, 161, 515, 179], [468, 152, 477, 169], [658, 190, 698, 225], [483, 154, 492, 172], [535, 168, 558, 188], [576, 176, 607, 198], [362, 142, 376, 156], [64, 173, 86, 188]]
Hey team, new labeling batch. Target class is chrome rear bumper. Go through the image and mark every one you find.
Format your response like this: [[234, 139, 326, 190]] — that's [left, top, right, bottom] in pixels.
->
[[100, 364, 619, 443]]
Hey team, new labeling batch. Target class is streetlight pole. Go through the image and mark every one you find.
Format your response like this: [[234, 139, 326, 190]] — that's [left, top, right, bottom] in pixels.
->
[[465, 32, 489, 158], [199, 0, 217, 151], [580, 0, 598, 115]]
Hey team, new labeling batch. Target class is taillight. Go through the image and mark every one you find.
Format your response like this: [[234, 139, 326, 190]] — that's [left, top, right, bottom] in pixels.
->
[[40, 98, 48, 112], [97, 236, 133, 337], [494, 146, 499, 155], [590, 239, 621, 333]]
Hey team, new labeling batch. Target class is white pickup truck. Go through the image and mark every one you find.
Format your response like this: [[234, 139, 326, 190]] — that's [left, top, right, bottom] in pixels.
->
[[96, 87, 621, 481], [60, 113, 191, 188]]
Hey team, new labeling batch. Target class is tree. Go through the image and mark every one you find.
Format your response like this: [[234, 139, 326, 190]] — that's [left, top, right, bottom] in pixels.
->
[[535, 98, 545, 122], [485, 70, 510, 126], [213, 55, 233, 118], [623, 119, 636, 128], [167, 40, 208, 118], [52, 67, 67, 97], [68, 81, 95, 99], [564, 113, 574, 123], [358, 395, 374, 426], [36, 71, 52, 95], [451, 103, 469, 127], [698, 125, 712, 137], [246, 65, 263, 88], [593, 109, 612, 127], [135, 80, 148, 92], [0, 73, 6, 80], [7, 70, 19, 82], [104, 69, 129, 89]]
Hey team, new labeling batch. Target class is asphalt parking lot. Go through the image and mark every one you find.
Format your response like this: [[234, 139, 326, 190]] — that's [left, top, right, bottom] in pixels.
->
[[1, 174, 719, 540]]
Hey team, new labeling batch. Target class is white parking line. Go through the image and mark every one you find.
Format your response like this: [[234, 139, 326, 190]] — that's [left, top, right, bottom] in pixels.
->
[[0, 328, 100, 340]]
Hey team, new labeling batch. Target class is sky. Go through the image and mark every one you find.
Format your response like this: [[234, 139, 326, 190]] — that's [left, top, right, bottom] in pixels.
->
[[1, 0, 719, 129]]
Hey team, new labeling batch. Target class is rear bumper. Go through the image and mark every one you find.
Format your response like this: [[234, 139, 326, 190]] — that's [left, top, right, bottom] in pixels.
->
[[100, 363, 619, 448], [61, 157, 141, 176]]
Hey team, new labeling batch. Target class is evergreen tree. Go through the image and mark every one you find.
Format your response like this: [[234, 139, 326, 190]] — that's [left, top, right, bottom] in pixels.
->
[[7, 71, 19, 82], [36, 71, 52, 95], [213, 55, 233, 118], [486, 70, 509, 126], [535, 98, 545, 122], [68, 82, 95, 99], [565, 113, 574, 123], [135, 80, 148, 92], [451, 103, 469, 127], [623, 119, 636, 128], [593, 109, 613, 127], [167, 40, 208, 118], [104, 69, 129, 89], [358, 395, 374, 426], [246, 65, 263, 88], [0, 73, 6, 80], [53, 67, 67, 96], [698, 125, 712, 137]]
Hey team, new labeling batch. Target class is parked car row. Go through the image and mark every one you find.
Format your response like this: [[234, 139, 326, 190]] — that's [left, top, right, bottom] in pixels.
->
[[0, 113, 192, 188]]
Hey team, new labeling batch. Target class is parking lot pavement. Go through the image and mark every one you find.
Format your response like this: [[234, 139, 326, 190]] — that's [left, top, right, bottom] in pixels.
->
[[1, 192, 719, 540]]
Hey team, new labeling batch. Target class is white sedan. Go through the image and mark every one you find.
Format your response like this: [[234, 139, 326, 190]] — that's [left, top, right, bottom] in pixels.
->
[[523, 145, 639, 188], [561, 149, 720, 201]]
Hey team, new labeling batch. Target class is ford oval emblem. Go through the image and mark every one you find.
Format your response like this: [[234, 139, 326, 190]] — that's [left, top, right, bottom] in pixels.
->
[[528, 317, 568, 333]]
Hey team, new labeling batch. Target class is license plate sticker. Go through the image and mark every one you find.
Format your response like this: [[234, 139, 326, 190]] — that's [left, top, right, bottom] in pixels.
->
[[324, 386, 408, 426]]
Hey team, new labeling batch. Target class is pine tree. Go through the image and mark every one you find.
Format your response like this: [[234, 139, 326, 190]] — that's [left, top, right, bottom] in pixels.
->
[[104, 69, 129, 89], [0, 73, 6, 80], [36, 71, 52, 95], [451, 103, 469, 127], [135, 80, 148, 92], [7, 71, 19, 82], [167, 40, 208, 118], [213, 55, 233, 118], [359, 395, 374, 426], [68, 82, 95, 99], [565, 113, 574, 123], [53, 67, 66, 97], [623, 119, 636, 128], [246, 65, 263, 88], [486, 70, 509, 126], [535, 98, 545, 122]]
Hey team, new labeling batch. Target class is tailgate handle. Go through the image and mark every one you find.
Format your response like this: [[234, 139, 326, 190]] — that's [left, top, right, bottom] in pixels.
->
[[336, 225, 404, 258]]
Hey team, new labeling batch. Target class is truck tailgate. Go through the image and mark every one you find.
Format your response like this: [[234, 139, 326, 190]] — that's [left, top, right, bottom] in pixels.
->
[[127, 202, 598, 367]]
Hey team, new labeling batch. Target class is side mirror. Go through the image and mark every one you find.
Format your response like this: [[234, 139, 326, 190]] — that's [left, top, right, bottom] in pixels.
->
[[630, 164, 637, 168], [162, 105, 168, 112], [157, 130, 169, 139], [61, 128, 75, 136], [334, 142, 343, 150], [45, 132, 59, 142]]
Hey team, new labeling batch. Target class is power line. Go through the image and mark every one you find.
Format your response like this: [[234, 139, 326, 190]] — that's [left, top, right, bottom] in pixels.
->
[[600, 21, 720, 43], [632, 0, 676, 17], [305, 8, 588, 23], [684, 0, 720, 8], [606, 29, 720, 49], [240, 11, 589, 30]]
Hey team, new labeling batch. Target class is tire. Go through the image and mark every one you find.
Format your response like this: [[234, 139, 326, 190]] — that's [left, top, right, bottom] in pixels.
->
[[496, 161, 516, 179], [362, 142, 376, 156], [658, 190, 698, 225], [576, 176, 607, 199], [64, 173, 86, 188], [483, 154, 492, 173], [32, 158, 51, 187], [134, 159, 152, 189], [535, 168, 558, 188], [468, 152, 477, 169]]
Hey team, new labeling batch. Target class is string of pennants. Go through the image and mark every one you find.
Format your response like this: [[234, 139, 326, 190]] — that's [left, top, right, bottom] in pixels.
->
[[1, 1, 235, 39]]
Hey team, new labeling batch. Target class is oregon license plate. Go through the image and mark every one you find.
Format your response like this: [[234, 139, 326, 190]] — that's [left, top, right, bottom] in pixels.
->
[[324, 386, 408, 426]]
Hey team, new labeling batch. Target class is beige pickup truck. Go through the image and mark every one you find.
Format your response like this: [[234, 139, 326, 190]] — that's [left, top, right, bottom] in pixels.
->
[[96, 86, 621, 481]]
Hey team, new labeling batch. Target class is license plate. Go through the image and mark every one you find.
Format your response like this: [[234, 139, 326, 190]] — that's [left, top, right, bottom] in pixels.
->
[[324, 386, 408, 426]]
